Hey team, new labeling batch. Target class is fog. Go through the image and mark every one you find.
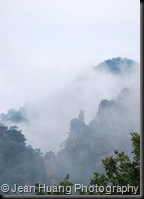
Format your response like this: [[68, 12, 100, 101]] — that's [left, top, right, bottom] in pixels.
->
[[0, 0, 140, 113], [0, 1, 140, 194], [0, 58, 140, 153], [0, 56, 140, 194], [0, 0, 140, 152]]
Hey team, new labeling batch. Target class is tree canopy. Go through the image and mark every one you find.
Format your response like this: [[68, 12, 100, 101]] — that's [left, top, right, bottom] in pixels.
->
[[35, 132, 140, 195], [80, 132, 140, 195]]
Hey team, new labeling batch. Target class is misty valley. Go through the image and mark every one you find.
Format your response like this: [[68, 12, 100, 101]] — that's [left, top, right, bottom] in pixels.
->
[[0, 58, 140, 195]]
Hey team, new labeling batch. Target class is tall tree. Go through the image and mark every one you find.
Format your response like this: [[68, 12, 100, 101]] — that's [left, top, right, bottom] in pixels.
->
[[80, 132, 140, 195]]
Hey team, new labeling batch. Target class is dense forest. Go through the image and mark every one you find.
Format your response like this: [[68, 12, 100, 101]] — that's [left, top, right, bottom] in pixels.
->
[[35, 132, 140, 195], [0, 58, 140, 195], [0, 101, 140, 195], [0, 124, 47, 195]]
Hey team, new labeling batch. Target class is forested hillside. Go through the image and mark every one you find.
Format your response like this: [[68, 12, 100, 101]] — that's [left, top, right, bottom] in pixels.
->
[[0, 124, 47, 195], [0, 58, 140, 195], [0, 99, 139, 195]]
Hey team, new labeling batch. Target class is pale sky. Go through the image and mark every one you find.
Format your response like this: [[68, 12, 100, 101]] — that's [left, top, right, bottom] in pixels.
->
[[0, 0, 140, 113]]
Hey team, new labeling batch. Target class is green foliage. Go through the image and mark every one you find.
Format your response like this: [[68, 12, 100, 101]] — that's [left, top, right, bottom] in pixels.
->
[[85, 132, 140, 195], [130, 132, 140, 163], [0, 124, 47, 195], [35, 132, 140, 196]]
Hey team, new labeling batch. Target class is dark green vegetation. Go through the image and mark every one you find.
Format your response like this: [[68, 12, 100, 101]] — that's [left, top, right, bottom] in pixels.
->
[[35, 132, 140, 195], [84, 132, 140, 195], [0, 124, 47, 195], [0, 98, 139, 195], [0, 58, 140, 195], [46, 99, 134, 186]]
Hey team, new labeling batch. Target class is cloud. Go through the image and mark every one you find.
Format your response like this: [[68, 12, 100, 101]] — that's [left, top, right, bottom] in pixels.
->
[[0, 0, 139, 113], [0, 58, 140, 153]]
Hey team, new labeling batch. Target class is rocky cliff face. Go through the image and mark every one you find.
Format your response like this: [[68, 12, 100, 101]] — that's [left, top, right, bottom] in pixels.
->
[[44, 96, 135, 185], [91, 99, 132, 135], [0, 57, 139, 187]]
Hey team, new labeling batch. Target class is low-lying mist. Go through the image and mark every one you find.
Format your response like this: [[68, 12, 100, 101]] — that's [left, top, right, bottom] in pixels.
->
[[0, 57, 140, 153]]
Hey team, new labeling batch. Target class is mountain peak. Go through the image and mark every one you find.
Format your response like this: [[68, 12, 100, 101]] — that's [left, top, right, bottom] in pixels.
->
[[95, 57, 136, 74]]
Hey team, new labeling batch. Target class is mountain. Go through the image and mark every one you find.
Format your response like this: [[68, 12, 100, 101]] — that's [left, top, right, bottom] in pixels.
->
[[0, 57, 139, 152], [0, 124, 47, 195], [95, 57, 136, 74], [0, 108, 27, 123], [46, 97, 134, 185], [0, 57, 140, 192]]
